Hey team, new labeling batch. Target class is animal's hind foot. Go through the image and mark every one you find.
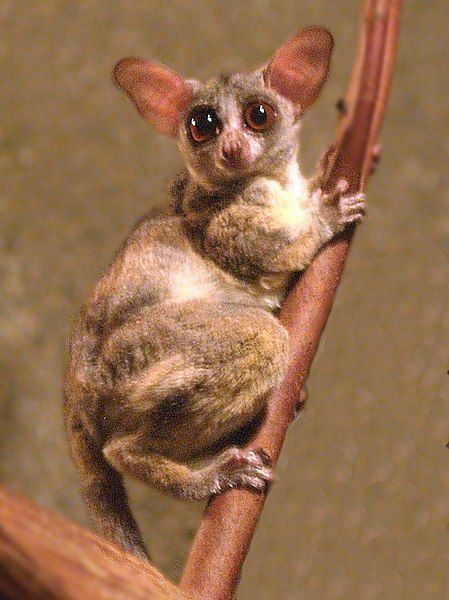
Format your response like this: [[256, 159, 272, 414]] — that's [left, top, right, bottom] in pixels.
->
[[209, 446, 274, 496]]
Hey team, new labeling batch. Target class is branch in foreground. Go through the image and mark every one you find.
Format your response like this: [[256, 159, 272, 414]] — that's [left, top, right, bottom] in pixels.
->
[[180, 1, 403, 599], [0, 486, 184, 600]]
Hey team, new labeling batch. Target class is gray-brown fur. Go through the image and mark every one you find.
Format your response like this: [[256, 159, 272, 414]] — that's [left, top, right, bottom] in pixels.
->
[[64, 26, 366, 559]]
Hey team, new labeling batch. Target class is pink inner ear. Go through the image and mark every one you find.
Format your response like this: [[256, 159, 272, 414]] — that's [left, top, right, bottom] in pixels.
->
[[265, 27, 334, 112], [114, 58, 194, 136]]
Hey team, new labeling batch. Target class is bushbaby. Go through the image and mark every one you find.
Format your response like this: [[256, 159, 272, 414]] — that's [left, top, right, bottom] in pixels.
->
[[64, 26, 366, 559]]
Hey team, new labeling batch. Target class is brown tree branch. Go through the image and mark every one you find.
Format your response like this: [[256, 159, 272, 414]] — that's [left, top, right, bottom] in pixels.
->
[[0, 486, 185, 600], [180, 2, 403, 599]]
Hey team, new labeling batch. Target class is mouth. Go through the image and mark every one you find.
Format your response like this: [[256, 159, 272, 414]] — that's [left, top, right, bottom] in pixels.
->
[[215, 160, 253, 182], [216, 157, 249, 173]]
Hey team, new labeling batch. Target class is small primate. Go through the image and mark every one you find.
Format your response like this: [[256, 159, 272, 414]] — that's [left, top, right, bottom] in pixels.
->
[[64, 26, 366, 559]]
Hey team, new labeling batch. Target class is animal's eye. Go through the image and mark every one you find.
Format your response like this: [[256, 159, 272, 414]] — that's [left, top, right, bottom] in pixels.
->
[[243, 101, 276, 132], [188, 106, 221, 143]]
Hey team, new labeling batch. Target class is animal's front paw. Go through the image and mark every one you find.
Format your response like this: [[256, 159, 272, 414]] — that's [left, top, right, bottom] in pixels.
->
[[338, 186, 366, 225], [314, 179, 366, 232], [211, 447, 274, 496]]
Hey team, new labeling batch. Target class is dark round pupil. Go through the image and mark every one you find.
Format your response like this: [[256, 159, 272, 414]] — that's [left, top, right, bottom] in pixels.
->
[[250, 104, 267, 125], [191, 107, 218, 136]]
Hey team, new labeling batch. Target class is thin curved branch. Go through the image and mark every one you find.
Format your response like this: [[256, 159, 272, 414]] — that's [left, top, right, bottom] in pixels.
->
[[180, 2, 403, 599]]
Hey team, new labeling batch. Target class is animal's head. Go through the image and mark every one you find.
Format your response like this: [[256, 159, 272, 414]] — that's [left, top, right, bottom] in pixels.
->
[[114, 27, 333, 188]]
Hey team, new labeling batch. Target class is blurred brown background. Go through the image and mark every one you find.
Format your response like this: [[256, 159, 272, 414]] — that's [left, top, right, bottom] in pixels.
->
[[1, 1, 448, 598]]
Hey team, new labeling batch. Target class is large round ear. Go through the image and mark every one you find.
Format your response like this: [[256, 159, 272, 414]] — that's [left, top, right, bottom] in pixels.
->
[[113, 58, 194, 136], [264, 26, 334, 113]]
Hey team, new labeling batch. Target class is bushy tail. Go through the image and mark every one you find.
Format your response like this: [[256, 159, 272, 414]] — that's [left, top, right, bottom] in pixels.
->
[[67, 415, 149, 560]]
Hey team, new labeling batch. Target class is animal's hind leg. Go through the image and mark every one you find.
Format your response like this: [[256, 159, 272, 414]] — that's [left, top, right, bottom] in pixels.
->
[[103, 433, 274, 501], [101, 300, 289, 455], [101, 300, 289, 499]]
